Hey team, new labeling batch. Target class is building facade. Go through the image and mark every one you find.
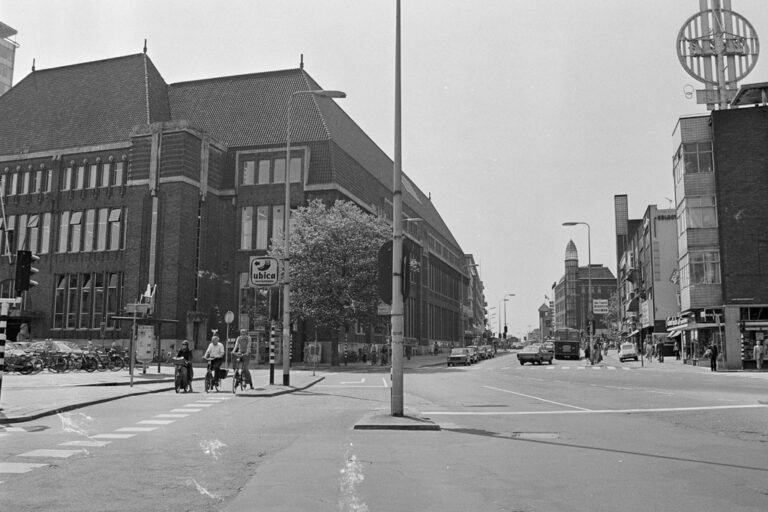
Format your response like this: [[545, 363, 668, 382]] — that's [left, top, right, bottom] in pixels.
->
[[668, 88, 768, 369], [0, 52, 475, 360], [553, 240, 616, 341], [0, 21, 17, 97], [614, 198, 679, 353]]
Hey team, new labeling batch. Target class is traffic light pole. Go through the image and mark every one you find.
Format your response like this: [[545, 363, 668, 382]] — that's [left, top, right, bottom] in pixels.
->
[[0, 298, 22, 407]]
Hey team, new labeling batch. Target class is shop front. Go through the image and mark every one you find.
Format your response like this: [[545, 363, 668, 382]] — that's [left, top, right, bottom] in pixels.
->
[[734, 304, 768, 370], [666, 309, 724, 367]]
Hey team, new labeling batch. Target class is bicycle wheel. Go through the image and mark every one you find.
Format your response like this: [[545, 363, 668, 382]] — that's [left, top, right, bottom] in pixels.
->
[[204, 372, 212, 393], [175, 371, 182, 394], [110, 356, 124, 371], [29, 356, 44, 374], [232, 372, 238, 394], [53, 355, 68, 372], [83, 355, 97, 372]]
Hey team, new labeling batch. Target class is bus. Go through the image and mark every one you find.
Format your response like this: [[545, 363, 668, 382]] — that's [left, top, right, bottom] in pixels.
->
[[553, 327, 582, 360]]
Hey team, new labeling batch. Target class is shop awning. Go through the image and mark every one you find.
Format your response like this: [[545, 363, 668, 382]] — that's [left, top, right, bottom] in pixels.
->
[[626, 329, 640, 337], [667, 330, 681, 338]]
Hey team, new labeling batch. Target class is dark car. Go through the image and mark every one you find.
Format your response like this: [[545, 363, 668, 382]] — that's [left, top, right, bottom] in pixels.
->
[[517, 343, 554, 365]]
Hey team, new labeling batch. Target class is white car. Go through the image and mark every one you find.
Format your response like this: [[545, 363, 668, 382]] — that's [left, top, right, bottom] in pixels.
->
[[618, 343, 639, 362]]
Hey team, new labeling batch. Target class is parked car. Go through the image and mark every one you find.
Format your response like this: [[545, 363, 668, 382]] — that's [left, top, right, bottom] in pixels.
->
[[618, 342, 639, 362], [517, 343, 554, 365], [466, 345, 480, 363], [511, 342, 524, 350], [447, 348, 471, 366]]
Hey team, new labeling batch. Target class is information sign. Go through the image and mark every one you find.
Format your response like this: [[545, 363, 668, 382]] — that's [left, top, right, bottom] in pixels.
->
[[249, 257, 279, 287]]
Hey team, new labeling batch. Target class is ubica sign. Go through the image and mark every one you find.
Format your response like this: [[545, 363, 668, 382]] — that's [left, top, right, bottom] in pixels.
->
[[249, 257, 279, 287]]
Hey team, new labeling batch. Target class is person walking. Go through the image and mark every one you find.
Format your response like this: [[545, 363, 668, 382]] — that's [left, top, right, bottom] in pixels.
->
[[233, 329, 254, 389], [708, 342, 719, 372], [656, 339, 664, 363], [753, 340, 764, 370], [176, 340, 194, 392], [674, 339, 681, 360]]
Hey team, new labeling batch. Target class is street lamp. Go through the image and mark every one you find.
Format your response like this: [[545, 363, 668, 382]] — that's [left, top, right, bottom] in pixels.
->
[[562, 221, 593, 364], [283, 88, 346, 386], [504, 293, 515, 339]]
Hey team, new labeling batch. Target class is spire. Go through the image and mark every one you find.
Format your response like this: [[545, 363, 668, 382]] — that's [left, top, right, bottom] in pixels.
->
[[565, 240, 578, 262]]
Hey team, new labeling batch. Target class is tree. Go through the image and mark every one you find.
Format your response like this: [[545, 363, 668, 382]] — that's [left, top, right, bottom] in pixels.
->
[[269, 199, 390, 365], [604, 291, 622, 342]]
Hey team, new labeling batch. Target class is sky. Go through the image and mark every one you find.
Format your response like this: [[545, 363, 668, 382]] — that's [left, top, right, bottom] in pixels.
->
[[3, 0, 768, 339]]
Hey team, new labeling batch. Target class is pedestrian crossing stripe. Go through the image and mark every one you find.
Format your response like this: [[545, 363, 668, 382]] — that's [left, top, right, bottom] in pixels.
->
[[18, 449, 86, 458], [0, 462, 47, 474]]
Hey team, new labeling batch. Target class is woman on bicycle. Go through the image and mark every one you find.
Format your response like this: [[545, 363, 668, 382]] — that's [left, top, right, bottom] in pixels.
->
[[203, 336, 225, 383], [233, 329, 254, 390], [177, 340, 194, 392]]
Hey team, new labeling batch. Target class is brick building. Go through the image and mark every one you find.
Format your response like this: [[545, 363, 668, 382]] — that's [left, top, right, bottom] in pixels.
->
[[668, 86, 768, 369], [0, 52, 472, 360]]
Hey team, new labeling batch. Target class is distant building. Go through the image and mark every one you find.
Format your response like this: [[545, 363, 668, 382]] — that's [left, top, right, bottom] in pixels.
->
[[463, 254, 485, 345], [669, 85, 768, 369], [553, 240, 616, 340], [0, 21, 18, 96], [614, 197, 678, 352], [538, 302, 552, 340]]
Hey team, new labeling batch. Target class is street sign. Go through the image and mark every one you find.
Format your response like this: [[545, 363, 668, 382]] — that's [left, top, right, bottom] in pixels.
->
[[249, 257, 279, 287], [592, 299, 609, 315], [224, 310, 235, 324]]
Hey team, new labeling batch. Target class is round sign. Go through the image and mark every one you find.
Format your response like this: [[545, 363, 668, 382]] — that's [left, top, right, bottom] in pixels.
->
[[224, 310, 235, 324]]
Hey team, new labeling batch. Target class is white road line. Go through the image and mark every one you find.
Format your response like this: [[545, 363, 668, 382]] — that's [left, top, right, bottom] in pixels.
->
[[186, 403, 213, 407], [18, 449, 86, 458], [60, 440, 111, 447], [92, 433, 138, 439], [341, 378, 366, 384], [484, 386, 592, 411], [647, 390, 674, 396], [0, 462, 47, 474], [155, 414, 189, 418], [136, 420, 175, 425], [115, 427, 157, 432], [423, 404, 768, 416], [382, 377, 389, 388], [170, 408, 202, 413]]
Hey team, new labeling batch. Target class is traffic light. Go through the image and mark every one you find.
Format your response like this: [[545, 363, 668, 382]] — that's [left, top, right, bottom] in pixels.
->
[[15, 250, 39, 296], [269, 286, 282, 321], [377, 240, 411, 305], [503, 325, 507, 339]]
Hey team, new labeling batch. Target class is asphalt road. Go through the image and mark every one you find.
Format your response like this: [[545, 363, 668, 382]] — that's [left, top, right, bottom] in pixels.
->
[[2, 351, 767, 511]]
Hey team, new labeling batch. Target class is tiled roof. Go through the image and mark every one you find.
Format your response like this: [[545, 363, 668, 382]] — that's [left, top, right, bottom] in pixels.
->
[[577, 266, 616, 280], [0, 54, 170, 154]]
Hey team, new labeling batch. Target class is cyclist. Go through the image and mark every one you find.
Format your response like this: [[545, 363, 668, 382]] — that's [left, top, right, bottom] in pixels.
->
[[233, 329, 254, 390], [203, 336, 225, 385], [176, 340, 194, 392]]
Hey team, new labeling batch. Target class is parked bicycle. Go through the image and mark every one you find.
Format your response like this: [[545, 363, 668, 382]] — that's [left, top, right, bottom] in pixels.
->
[[37, 350, 68, 372], [88, 348, 124, 371], [3, 349, 43, 374]]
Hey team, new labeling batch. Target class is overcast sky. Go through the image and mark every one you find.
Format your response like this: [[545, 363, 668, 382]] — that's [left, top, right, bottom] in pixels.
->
[[4, 0, 768, 338]]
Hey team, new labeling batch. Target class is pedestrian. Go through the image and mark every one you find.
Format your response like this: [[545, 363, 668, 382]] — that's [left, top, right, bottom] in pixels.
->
[[233, 329, 254, 389], [584, 344, 591, 363], [645, 342, 653, 363], [708, 342, 719, 372], [674, 340, 680, 360], [176, 340, 194, 392], [656, 339, 664, 363], [753, 340, 764, 370]]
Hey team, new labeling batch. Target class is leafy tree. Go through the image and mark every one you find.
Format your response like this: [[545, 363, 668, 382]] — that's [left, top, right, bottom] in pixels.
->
[[269, 199, 390, 364]]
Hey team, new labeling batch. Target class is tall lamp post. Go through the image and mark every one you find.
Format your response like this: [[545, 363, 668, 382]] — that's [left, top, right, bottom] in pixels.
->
[[563, 221, 593, 363], [504, 293, 515, 340], [283, 88, 346, 386]]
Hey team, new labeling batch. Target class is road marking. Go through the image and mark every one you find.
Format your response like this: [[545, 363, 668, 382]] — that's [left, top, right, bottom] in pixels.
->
[[647, 390, 674, 396], [382, 377, 389, 388], [92, 433, 138, 439], [0, 462, 47, 473], [186, 403, 213, 407], [60, 440, 111, 447], [423, 404, 768, 416], [155, 414, 189, 418], [115, 427, 157, 432], [484, 386, 592, 411], [341, 378, 366, 384], [171, 408, 202, 413], [18, 449, 86, 458], [137, 420, 175, 425]]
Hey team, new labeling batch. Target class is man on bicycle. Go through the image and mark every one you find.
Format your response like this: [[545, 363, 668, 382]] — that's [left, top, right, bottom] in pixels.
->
[[203, 336, 225, 384], [233, 329, 254, 389]]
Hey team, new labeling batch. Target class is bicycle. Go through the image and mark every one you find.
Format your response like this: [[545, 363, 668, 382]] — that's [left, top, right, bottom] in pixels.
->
[[172, 357, 192, 393], [231, 355, 251, 393], [204, 357, 225, 393]]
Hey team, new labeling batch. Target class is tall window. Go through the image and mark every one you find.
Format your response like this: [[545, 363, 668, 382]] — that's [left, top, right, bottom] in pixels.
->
[[40, 213, 51, 254], [242, 161, 255, 186], [113, 162, 124, 187], [43, 169, 52, 193], [67, 274, 79, 328], [93, 273, 105, 329], [54, 276, 66, 328], [33, 168, 42, 194], [62, 167, 72, 191], [2, 216, 15, 255], [16, 214, 27, 253], [21, 170, 30, 195], [272, 205, 284, 245], [58, 211, 70, 253], [69, 211, 83, 252], [289, 157, 302, 182], [273, 158, 286, 184], [27, 215, 39, 254], [108, 209, 122, 250], [97, 208, 108, 251], [89, 164, 98, 189], [241, 207, 253, 250], [79, 274, 92, 329], [100, 163, 110, 188], [83, 209, 95, 252], [74, 165, 85, 190], [8, 172, 17, 196], [256, 206, 269, 249], [690, 252, 721, 285], [258, 160, 270, 184], [106, 273, 120, 325]]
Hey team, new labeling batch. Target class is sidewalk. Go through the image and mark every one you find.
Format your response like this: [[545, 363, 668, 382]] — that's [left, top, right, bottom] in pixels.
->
[[0, 352, 450, 424]]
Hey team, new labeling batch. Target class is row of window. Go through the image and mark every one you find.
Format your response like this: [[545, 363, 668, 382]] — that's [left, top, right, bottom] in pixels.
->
[[53, 272, 123, 330], [1, 161, 125, 197], [241, 154, 302, 186], [680, 251, 721, 289], [240, 205, 288, 251], [0, 208, 125, 256], [674, 142, 714, 183], [677, 195, 717, 233]]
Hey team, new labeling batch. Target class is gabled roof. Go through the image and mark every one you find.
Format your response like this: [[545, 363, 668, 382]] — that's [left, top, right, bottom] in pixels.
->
[[577, 265, 615, 281], [0, 53, 170, 154]]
